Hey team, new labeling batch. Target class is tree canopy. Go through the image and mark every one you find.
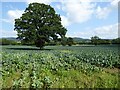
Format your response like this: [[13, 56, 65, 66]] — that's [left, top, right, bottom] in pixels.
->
[[91, 36, 101, 45], [14, 3, 67, 49]]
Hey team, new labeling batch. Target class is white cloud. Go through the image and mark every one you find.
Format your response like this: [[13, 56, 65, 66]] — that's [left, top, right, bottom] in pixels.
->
[[7, 10, 24, 23], [26, 0, 53, 4], [2, 0, 118, 26], [95, 0, 119, 19], [26, 0, 97, 26], [67, 23, 118, 39], [1, 10, 24, 37], [1, 30, 17, 37], [55, 4, 61, 10], [0, 0, 114, 2], [61, 1, 96, 24], [96, 6, 111, 19], [1, 9, 24, 24], [66, 30, 94, 39], [1, 0, 119, 38], [61, 16, 70, 27], [111, 0, 120, 6], [59, 0, 118, 23], [57, 0, 118, 25], [25, 0, 118, 22], [94, 23, 118, 39]]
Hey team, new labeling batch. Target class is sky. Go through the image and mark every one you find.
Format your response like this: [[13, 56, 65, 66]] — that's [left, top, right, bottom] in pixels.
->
[[0, 0, 119, 39]]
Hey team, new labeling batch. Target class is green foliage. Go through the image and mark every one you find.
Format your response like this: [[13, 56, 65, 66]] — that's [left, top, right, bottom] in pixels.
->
[[0, 38, 18, 45], [91, 36, 120, 45], [60, 37, 74, 46], [0, 39, 10, 45], [91, 36, 101, 45], [67, 37, 74, 46], [61, 37, 67, 46], [112, 38, 120, 44], [14, 3, 67, 49], [1, 45, 119, 88], [99, 39, 111, 44]]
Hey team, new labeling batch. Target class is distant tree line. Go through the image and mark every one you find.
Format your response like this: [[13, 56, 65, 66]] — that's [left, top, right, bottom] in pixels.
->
[[90, 36, 120, 45], [1, 36, 120, 46], [0, 38, 19, 45]]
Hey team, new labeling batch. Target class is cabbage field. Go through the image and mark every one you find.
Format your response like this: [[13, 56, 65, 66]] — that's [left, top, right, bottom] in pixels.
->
[[1, 45, 120, 88]]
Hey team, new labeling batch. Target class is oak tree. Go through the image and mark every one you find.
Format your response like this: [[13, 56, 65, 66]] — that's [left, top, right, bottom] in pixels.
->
[[14, 3, 67, 49]]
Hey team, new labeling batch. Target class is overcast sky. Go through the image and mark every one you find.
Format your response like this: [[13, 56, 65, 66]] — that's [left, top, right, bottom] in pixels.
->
[[0, 0, 119, 39]]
